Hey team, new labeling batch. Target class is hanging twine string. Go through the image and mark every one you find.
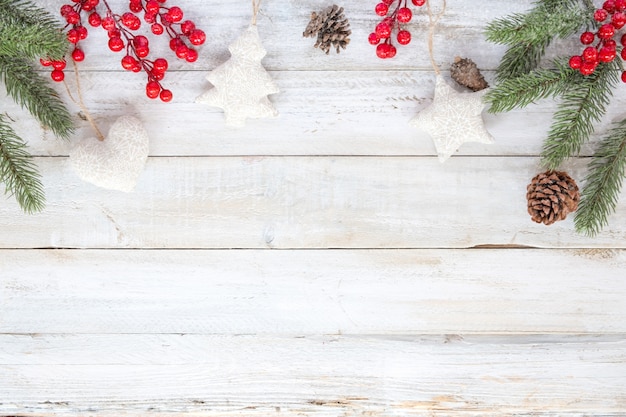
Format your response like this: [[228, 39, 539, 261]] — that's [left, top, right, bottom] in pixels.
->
[[426, 0, 447, 75], [251, 0, 262, 25], [63, 60, 105, 141]]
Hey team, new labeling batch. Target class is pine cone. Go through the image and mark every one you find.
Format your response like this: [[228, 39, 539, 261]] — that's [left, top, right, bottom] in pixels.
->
[[450, 57, 489, 91], [526, 171, 580, 225], [303, 5, 351, 54]]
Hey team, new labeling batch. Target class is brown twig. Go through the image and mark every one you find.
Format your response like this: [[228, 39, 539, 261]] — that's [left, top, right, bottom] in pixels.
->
[[251, 0, 262, 25], [63, 59, 105, 141], [426, 0, 447, 75]]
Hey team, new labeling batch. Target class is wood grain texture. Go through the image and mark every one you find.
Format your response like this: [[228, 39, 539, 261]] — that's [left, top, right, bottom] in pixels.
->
[[2, 249, 625, 335], [3, 1, 626, 416], [1, 334, 625, 416], [0, 157, 624, 249]]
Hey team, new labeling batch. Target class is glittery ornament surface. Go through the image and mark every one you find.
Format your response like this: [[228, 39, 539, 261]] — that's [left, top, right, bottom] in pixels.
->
[[70, 116, 149, 192], [410, 75, 494, 162], [196, 25, 279, 127]]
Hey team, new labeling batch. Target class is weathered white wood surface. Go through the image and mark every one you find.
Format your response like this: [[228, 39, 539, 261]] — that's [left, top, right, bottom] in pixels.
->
[[2, 0, 626, 416]]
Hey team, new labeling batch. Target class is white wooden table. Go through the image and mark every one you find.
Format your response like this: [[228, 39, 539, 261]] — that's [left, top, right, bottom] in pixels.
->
[[1, 1, 625, 415]]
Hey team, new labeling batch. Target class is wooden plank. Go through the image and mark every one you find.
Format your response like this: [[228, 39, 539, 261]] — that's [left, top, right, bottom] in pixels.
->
[[0, 157, 624, 248], [38, 0, 533, 72], [2, 249, 625, 334], [1, 334, 624, 416], [9, 69, 626, 157]]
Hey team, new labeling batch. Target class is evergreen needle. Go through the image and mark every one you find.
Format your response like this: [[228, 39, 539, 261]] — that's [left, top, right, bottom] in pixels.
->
[[0, 115, 45, 213], [575, 119, 626, 236]]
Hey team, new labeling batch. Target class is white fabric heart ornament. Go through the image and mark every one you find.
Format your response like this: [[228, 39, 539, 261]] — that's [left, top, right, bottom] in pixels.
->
[[69, 115, 149, 192]]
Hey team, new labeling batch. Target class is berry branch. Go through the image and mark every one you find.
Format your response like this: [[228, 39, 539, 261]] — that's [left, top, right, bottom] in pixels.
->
[[42, 0, 206, 102], [369, 0, 426, 59]]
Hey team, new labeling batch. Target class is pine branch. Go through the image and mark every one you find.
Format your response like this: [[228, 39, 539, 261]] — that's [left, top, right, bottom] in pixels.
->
[[0, 0, 67, 60], [575, 119, 626, 236], [485, 61, 578, 113], [0, 114, 45, 213], [542, 60, 618, 170], [486, 0, 594, 82], [0, 55, 74, 139]]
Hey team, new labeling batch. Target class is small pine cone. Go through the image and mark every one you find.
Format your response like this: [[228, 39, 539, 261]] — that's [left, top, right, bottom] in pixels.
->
[[526, 171, 580, 225], [303, 4, 351, 54], [450, 57, 489, 91]]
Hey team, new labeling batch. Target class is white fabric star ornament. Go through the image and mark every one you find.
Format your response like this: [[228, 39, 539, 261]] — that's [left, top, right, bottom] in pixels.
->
[[410, 75, 494, 162], [196, 25, 279, 127]]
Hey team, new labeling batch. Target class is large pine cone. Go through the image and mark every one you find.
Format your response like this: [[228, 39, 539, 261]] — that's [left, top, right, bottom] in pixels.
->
[[526, 171, 580, 225]]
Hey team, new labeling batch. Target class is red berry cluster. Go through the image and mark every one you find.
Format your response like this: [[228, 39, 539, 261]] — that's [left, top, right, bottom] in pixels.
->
[[369, 0, 425, 59], [569, 0, 626, 81], [41, 0, 206, 102]]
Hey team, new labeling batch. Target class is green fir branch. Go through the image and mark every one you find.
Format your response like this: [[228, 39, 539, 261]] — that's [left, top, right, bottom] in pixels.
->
[[0, 0, 67, 60], [0, 55, 74, 139], [485, 61, 578, 113], [486, 0, 594, 82], [541, 60, 619, 170], [0, 114, 45, 213], [575, 119, 626, 236]]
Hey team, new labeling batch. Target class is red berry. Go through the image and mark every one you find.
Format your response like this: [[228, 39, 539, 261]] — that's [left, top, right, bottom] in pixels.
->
[[40, 58, 52, 66], [598, 23, 615, 39], [376, 43, 390, 59], [77, 26, 88, 40], [412, 0, 426, 5], [71, 48, 85, 62], [146, 0, 160, 13], [368, 32, 380, 45], [612, 11, 626, 28], [88, 12, 101, 27], [580, 31, 595, 44], [621, 71, 626, 82], [66, 11, 80, 24], [188, 29, 206, 46], [617, 0, 626, 11], [122, 12, 141, 30], [621, 33, 626, 46], [598, 46, 616, 62], [153, 58, 168, 72], [604, 39, 617, 48], [580, 60, 597, 75], [151, 69, 165, 81], [569, 55, 583, 69], [52, 60, 66, 70], [595, 8, 609, 21], [397, 30, 411, 45], [159, 89, 173, 102], [168, 6, 183, 22], [60, 4, 73, 16], [382, 0, 393, 4], [387, 44, 397, 58], [129, 1, 142, 13], [621, 48, 626, 60], [108, 37, 125, 52], [181, 20, 196, 35], [375, 2, 389, 16], [51, 70, 65, 82], [146, 81, 161, 99], [396, 7, 412, 23], [108, 28, 121, 39], [134, 35, 149, 48], [102, 16, 116, 31], [175, 44, 189, 59], [121, 55, 138, 70], [66, 29, 80, 44], [170, 38, 182, 51], [135, 46, 150, 58], [161, 13, 173, 24], [604, 0, 616, 13], [185, 48, 198, 62], [583, 46, 598, 62], [144, 12, 157, 24], [375, 22, 391, 39], [151, 23, 164, 35]]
